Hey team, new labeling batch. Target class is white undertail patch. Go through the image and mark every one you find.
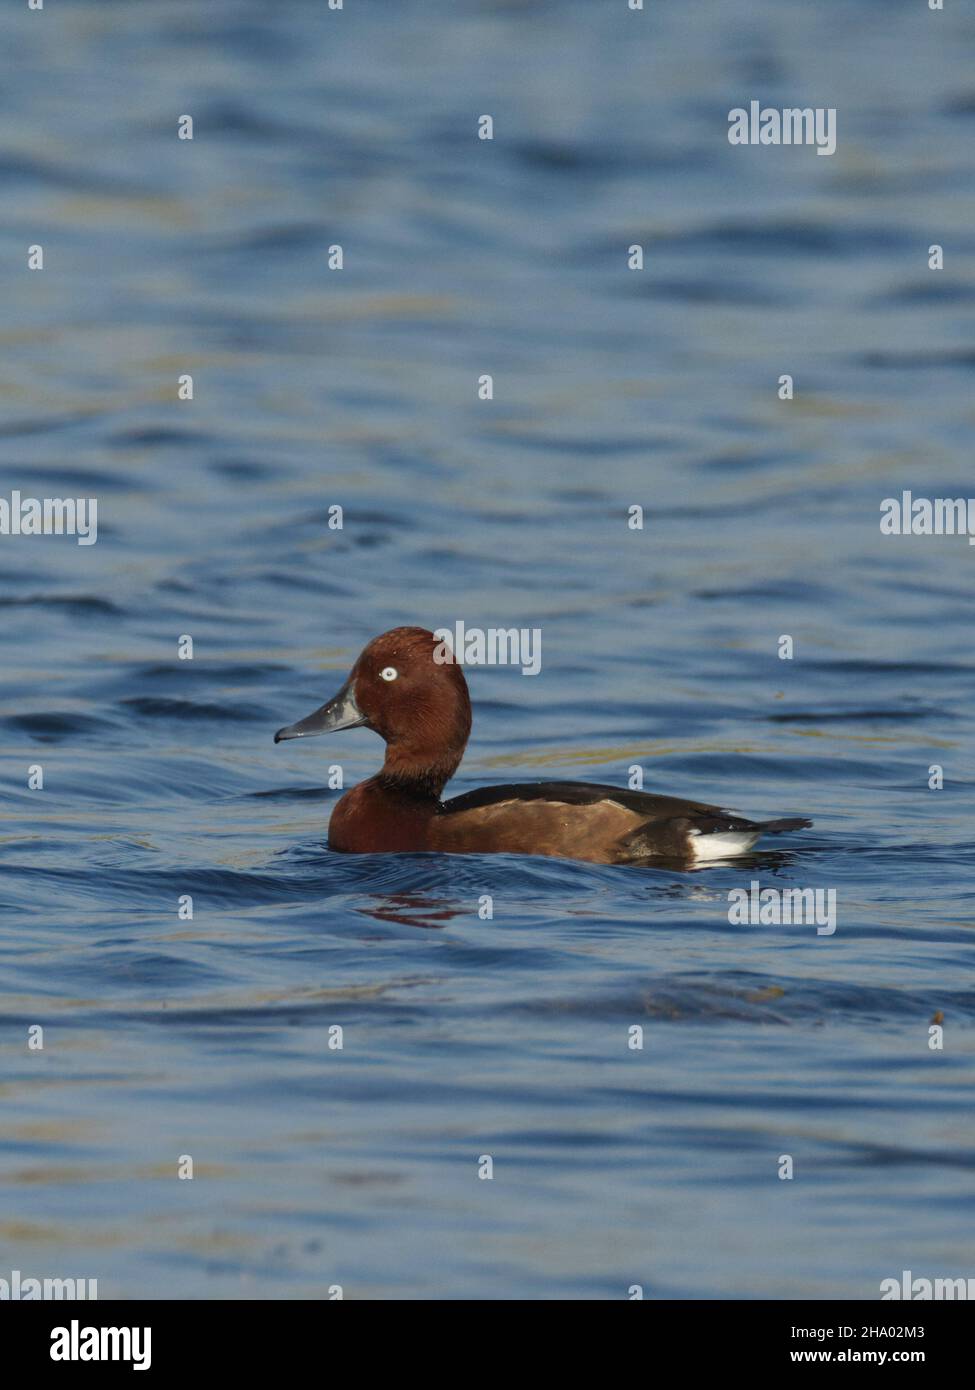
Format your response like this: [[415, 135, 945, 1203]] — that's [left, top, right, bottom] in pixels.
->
[[689, 829, 760, 862]]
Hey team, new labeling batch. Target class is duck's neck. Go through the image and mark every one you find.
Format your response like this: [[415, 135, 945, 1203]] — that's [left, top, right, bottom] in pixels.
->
[[377, 740, 465, 800]]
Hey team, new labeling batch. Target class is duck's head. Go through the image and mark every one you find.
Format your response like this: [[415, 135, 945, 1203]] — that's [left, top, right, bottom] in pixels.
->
[[274, 626, 472, 793]]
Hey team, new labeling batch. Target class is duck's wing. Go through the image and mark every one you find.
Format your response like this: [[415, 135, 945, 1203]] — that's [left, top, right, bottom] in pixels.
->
[[439, 781, 811, 863]]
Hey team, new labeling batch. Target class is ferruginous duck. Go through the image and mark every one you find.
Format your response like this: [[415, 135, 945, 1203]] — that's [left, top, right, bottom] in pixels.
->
[[273, 627, 812, 864]]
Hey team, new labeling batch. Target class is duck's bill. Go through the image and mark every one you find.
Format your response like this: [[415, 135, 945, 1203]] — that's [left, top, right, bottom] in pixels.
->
[[274, 681, 367, 743]]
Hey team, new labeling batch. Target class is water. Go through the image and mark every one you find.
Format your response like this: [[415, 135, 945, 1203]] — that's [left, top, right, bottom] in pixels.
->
[[1, 0, 974, 1299]]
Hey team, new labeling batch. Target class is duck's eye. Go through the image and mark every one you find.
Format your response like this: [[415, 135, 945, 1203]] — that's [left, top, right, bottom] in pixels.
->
[[379, 666, 398, 682]]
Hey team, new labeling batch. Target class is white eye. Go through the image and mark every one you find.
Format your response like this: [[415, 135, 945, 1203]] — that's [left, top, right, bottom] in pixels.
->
[[380, 666, 398, 682]]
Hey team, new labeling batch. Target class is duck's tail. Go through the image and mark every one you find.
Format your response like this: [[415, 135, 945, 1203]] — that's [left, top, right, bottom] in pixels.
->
[[754, 817, 813, 833]]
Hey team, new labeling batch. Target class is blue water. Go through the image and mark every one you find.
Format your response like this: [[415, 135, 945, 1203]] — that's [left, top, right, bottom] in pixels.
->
[[1, 0, 974, 1299]]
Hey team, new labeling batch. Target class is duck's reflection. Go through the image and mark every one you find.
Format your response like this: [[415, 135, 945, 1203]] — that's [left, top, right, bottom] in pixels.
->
[[353, 851, 814, 931], [356, 890, 462, 929]]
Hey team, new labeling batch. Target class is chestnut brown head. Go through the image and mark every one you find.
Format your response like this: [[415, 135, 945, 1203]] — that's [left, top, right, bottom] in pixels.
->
[[274, 627, 472, 793]]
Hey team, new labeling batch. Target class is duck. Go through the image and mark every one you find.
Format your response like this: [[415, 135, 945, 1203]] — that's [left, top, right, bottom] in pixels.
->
[[273, 626, 812, 865]]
